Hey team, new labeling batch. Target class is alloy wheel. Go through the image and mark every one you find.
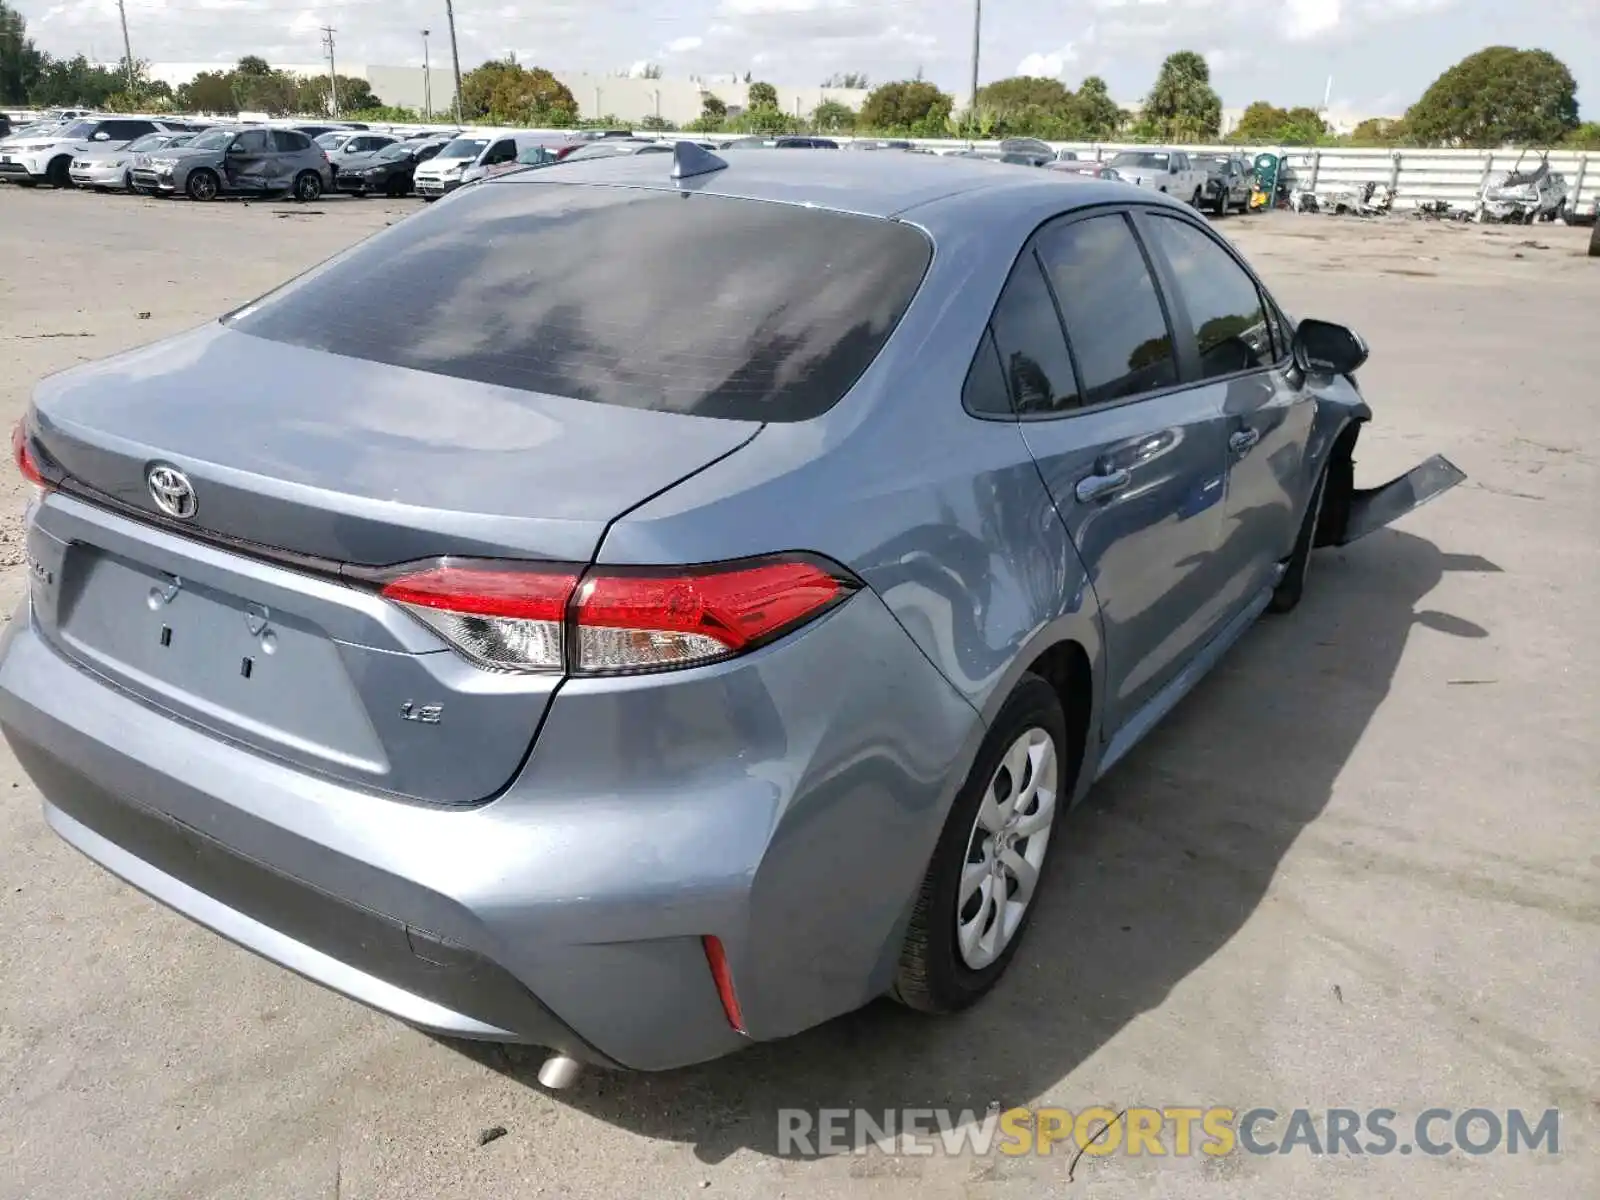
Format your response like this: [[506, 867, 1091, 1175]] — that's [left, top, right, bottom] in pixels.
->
[[956, 727, 1058, 970]]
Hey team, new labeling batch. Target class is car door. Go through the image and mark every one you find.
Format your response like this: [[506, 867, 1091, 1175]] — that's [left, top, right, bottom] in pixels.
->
[[480, 138, 516, 171], [222, 129, 273, 192], [1001, 209, 1232, 733], [1136, 210, 1314, 615], [270, 130, 307, 188]]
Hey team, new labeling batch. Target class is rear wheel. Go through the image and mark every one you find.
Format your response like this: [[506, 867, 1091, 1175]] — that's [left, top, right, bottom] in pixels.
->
[[293, 171, 323, 202], [1191, 187, 1204, 209], [186, 169, 219, 202], [892, 674, 1068, 1013]]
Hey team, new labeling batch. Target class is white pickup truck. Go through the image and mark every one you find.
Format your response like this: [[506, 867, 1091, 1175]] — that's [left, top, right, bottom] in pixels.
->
[[1105, 149, 1209, 207]]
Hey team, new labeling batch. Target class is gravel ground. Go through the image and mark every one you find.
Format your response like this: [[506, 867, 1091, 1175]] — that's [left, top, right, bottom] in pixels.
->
[[0, 186, 1595, 1200]]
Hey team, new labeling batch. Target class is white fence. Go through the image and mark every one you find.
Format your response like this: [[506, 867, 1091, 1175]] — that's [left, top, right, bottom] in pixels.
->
[[898, 140, 1596, 216]]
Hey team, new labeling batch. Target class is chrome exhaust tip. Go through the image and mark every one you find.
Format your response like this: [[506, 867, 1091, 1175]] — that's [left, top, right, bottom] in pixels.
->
[[537, 1053, 584, 1089]]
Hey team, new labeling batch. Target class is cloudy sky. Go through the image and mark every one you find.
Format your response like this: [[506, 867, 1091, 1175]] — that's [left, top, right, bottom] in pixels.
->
[[12, 0, 1600, 114]]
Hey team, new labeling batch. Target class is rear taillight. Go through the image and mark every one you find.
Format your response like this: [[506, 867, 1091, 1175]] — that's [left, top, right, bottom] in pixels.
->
[[12, 421, 48, 491], [375, 554, 855, 675]]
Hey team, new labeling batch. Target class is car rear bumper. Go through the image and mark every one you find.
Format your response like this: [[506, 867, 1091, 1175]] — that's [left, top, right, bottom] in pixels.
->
[[0, 571, 981, 1069]]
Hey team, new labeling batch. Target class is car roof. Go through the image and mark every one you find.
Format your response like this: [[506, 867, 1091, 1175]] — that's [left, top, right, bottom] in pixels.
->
[[491, 145, 1163, 223]]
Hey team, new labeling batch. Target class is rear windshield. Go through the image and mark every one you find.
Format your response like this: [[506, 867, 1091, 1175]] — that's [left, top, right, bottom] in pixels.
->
[[224, 182, 931, 422], [1112, 152, 1170, 168]]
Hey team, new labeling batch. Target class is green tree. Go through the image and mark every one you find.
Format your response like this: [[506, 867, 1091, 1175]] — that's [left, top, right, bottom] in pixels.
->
[[295, 73, 378, 116], [689, 91, 727, 132], [1346, 116, 1409, 146], [1074, 76, 1123, 139], [639, 113, 670, 131], [1277, 106, 1329, 145], [732, 103, 794, 134], [822, 71, 869, 89], [1142, 50, 1222, 141], [1405, 47, 1578, 147], [747, 80, 778, 109], [28, 54, 125, 107], [460, 58, 577, 124], [1564, 122, 1600, 150], [811, 99, 857, 132], [1, 1, 45, 103], [976, 75, 1083, 138], [1231, 101, 1290, 142], [347, 104, 423, 123], [859, 79, 954, 135], [175, 69, 238, 114], [232, 68, 299, 116], [234, 55, 272, 77]]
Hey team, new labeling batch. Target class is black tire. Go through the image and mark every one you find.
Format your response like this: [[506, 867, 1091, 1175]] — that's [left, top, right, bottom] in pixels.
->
[[46, 155, 72, 188], [1191, 188, 1204, 209], [1589, 220, 1600, 259], [892, 673, 1069, 1013], [293, 171, 323, 202], [121, 170, 132, 192], [186, 169, 219, 202], [1268, 458, 1330, 614]]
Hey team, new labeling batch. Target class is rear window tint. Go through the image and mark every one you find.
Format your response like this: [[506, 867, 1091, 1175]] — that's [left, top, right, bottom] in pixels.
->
[[225, 182, 932, 422]]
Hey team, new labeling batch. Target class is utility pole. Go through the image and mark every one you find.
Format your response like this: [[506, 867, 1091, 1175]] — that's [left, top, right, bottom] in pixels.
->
[[422, 29, 432, 121], [444, 0, 464, 125], [115, 0, 135, 95], [967, 0, 981, 144], [321, 25, 339, 118]]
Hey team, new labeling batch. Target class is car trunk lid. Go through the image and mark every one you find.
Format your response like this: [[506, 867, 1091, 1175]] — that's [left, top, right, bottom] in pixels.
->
[[24, 324, 758, 804]]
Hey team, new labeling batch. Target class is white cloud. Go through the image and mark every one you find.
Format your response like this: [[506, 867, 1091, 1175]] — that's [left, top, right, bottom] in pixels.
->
[[664, 35, 704, 54], [1015, 44, 1078, 78], [1282, 0, 1341, 40]]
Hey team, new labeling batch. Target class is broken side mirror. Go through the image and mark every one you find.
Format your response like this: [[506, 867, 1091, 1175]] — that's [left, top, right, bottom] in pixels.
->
[[1293, 318, 1369, 377]]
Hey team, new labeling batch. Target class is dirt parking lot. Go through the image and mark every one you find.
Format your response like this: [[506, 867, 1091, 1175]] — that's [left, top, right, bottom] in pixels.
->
[[0, 186, 1595, 1200]]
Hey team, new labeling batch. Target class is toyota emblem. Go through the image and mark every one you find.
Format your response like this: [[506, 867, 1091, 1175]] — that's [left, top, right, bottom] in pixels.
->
[[146, 464, 198, 520]]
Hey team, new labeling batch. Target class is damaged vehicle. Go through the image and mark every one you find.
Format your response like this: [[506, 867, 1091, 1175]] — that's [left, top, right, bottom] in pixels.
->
[[1, 148, 1463, 1083], [1479, 157, 1569, 224]]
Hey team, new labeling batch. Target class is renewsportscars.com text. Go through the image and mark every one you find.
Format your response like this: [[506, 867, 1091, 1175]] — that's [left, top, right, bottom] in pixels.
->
[[777, 1106, 1560, 1158]]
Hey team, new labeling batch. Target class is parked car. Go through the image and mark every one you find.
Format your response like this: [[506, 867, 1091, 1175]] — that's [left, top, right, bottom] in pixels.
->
[[0, 113, 10, 140], [720, 136, 778, 149], [321, 132, 398, 180], [1045, 161, 1123, 182], [460, 134, 585, 184], [850, 139, 914, 151], [775, 136, 840, 149], [1479, 158, 1570, 224], [292, 124, 356, 140], [413, 135, 492, 198], [0, 116, 173, 188], [954, 149, 1044, 167], [128, 133, 199, 193], [557, 138, 673, 163], [70, 131, 193, 192], [1106, 149, 1208, 206], [997, 137, 1054, 166], [3, 149, 1463, 1083], [1193, 153, 1254, 215], [1054, 149, 1080, 162], [135, 126, 331, 202], [334, 138, 449, 197]]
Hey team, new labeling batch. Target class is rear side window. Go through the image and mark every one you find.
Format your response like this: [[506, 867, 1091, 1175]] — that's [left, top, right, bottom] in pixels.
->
[[1036, 214, 1177, 406], [235, 129, 273, 153], [103, 120, 153, 140], [989, 254, 1079, 415], [272, 130, 310, 152], [1143, 215, 1274, 378], [225, 183, 932, 422], [962, 329, 1012, 417]]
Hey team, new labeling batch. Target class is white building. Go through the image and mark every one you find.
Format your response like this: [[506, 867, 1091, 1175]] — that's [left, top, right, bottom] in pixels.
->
[[137, 62, 868, 126]]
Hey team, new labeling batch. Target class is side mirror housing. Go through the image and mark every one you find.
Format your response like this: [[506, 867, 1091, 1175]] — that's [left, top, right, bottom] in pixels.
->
[[1293, 318, 1369, 377]]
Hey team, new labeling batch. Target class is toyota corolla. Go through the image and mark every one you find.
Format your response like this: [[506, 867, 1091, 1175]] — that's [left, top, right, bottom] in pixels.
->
[[2, 145, 1462, 1085]]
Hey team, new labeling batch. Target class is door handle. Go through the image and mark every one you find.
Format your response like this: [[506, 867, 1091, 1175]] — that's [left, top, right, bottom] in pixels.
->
[[1229, 428, 1261, 455], [1075, 468, 1131, 504]]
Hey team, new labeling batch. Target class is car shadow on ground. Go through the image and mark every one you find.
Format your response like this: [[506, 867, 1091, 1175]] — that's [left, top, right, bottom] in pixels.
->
[[444, 527, 1498, 1163]]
